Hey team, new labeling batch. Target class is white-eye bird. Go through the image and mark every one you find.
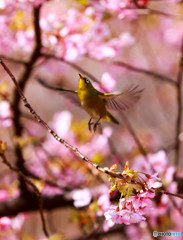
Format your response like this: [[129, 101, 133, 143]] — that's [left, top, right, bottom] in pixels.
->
[[37, 74, 143, 131]]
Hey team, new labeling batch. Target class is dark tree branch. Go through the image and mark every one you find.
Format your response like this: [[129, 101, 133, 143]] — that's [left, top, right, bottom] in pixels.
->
[[0, 191, 73, 217], [0, 154, 49, 237], [76, 225, 125, 240], [12, 5, 42, 195], [174, 39, 183, 166]]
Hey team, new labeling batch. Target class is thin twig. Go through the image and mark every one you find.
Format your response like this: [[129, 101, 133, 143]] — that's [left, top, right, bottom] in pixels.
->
[[148, 8, 183, 20], [120, 112, 147, 157], [174, 39, 183, 166], [0, 54, 27, 65], [0, 154, 49, 237], [22, 165, 72, 191], [133, 0, 183, 20], [160, 190, 183, 200]]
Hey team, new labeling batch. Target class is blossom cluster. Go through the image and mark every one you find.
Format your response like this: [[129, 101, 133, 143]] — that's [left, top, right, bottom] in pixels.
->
[[0, 0, 135, 61], [103, 162, 162, 226], [40, 5, 135, 61], [71, 161, 163, 229]]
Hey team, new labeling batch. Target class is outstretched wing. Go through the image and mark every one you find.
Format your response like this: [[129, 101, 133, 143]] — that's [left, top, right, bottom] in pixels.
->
[[36, 77, 81, 107], [99, 85, 143, 111]]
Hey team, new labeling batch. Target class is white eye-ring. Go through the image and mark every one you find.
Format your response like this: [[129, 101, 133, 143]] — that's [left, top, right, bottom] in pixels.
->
[[85, 78, 90, 84]]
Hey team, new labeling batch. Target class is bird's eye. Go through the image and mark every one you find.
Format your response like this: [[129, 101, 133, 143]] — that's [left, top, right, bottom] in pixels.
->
[[84, 78, 90, 84]]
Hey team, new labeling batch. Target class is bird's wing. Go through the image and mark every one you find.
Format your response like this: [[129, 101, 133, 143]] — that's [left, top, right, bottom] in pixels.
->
[[99, 85, 143, 111], [37, 77, 81, 107]]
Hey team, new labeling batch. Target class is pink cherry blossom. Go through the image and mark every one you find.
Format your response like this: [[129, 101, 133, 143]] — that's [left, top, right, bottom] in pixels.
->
[[79, 126, 112, 157], [89, 42, 117, 60], [0, 0, 6, 9], [90, 0, 137, 19], [11, 214, 26, 231], [125, 225, 141, 240], [97, 194, 111, 216], [72, 188, 92, 208], [132, 155, 151, 173], [101, 72, 116, 92], [42, 186, 64, 196], [0, 101, 12, 127], [119, 190, 155, 215], [118, 32, 136, 47], [103, 219, 115, 232], [104, 205, 146, 225], [147, 150, 168, 173], [0, 216, 11, 232], [0, 189, 9, 202], [57, 168, 86, 188], [164, 166, 176, 184], [50, 111, 72, 137], [147, 173, 162, 189], [39, 5, 136, 61]]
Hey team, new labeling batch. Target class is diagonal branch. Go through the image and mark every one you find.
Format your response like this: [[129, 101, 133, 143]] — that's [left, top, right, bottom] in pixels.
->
[[1, 58, 183, 201], [0, 58, 128, 182], [103, 60, 177, 86]]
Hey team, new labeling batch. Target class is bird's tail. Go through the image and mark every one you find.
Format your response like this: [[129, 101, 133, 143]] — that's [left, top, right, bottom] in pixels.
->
[[106, 111, 119, 125]]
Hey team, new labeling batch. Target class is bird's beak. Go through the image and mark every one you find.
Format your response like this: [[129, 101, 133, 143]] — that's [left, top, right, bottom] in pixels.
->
[[79, 73, 82, 78]]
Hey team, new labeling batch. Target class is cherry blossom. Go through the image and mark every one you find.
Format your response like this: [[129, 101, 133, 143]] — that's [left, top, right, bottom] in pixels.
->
[[0, 101, 12, 127], [72, 188, 92, 208], [101, 72, 116, 92], [97, 194, 111, 216], [147, 150, 168, 173], [0, 189, 9, 202], [104, 206, 146, 225], [0, 216, 11, 232], [146, 173, 162, 189]]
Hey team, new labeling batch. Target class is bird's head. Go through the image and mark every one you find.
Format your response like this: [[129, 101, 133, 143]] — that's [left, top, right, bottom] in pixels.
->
[[78, 74, 94, 91]]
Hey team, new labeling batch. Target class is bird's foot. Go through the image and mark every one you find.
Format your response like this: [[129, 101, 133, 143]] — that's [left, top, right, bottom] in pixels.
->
[[93, 122, 101, 132], [88, 121, 94, 132]]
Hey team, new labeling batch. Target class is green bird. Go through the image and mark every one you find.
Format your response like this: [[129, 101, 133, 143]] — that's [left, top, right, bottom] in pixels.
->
[[37, 74, 143, 131]]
